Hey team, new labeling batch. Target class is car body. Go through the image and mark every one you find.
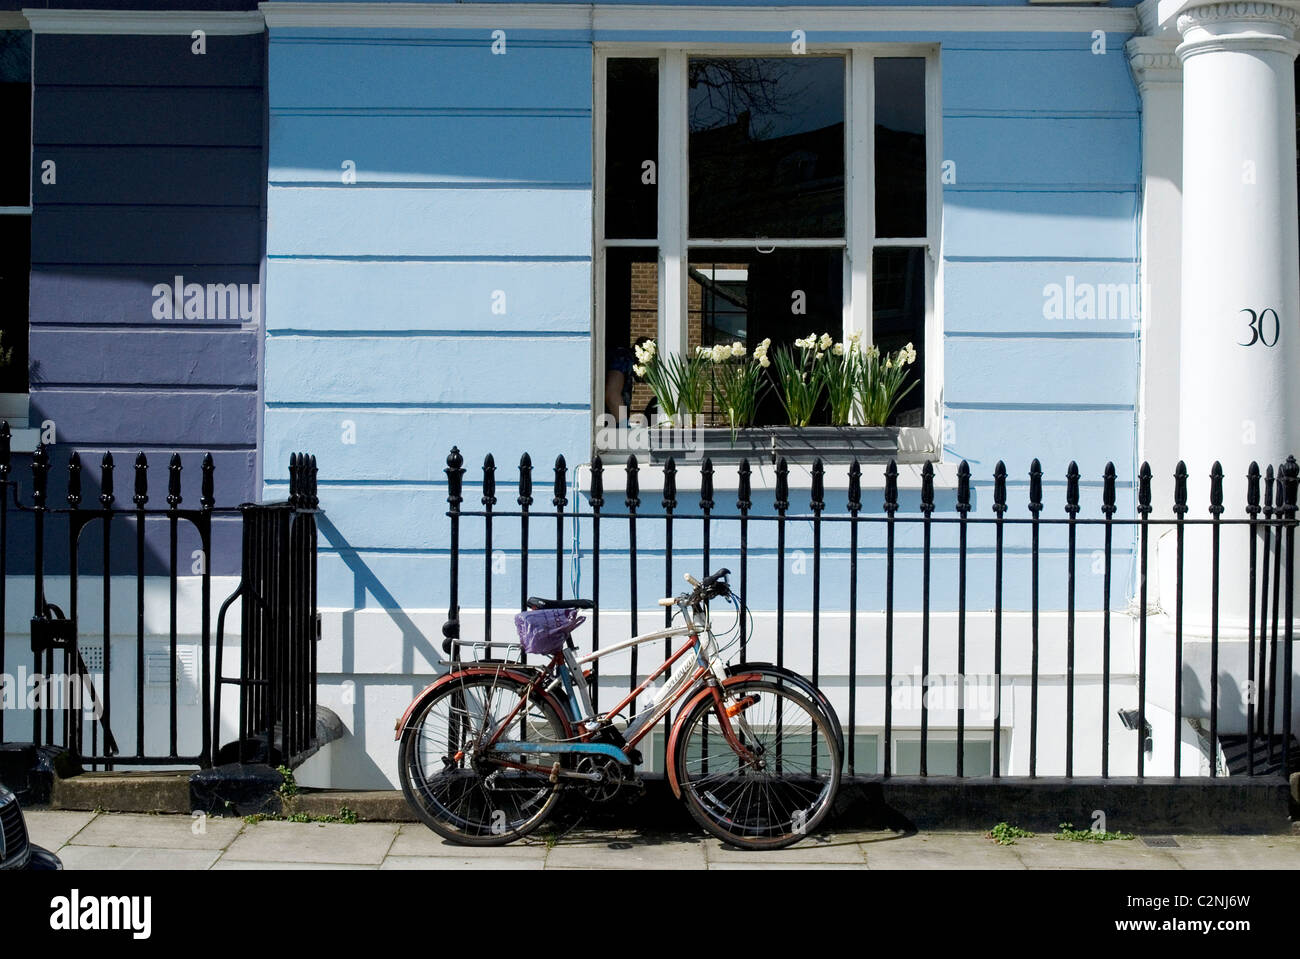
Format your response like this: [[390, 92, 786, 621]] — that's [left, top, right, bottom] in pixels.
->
[[0, 784, 62, 871]]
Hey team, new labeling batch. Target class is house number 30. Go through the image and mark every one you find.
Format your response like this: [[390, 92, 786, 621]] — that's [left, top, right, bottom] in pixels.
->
[[1239, 308, 1280, 347]]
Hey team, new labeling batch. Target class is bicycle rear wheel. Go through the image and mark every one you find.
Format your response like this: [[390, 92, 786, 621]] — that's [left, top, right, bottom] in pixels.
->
[[398, 671, 570, 845], [673, 679, 840, 850]]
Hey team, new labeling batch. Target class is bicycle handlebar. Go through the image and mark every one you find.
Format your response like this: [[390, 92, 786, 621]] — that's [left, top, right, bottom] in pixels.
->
[[659, 568, 732, 608]]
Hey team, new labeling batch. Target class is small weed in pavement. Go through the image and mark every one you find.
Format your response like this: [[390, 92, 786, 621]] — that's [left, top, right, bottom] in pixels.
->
[[1056, 822, 1134, 842], [987, 822, 1034, 845], [243, 806, 358, 826]]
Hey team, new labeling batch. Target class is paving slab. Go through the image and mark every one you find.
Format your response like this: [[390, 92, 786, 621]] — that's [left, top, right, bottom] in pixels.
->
[[221, 820, 398, 866], [65, 812, 244, 851], [703, 833, 869, 865], [1164, 835, 1300, 869], [1010, 838, 1182, 870], [57, 845, 221, 870], [387, 823, 550, 859], [707, 862, 867, 870], [22, 810, 98, 850], [211, 859, 378, 870], [382, 855, 546, 870], [545, 836, 708, 869], [864, 834, 1027, 870]]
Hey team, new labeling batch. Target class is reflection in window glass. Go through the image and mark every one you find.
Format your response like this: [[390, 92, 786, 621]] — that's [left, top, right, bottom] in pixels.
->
[[604, 247, 658, 421], [689, 248, 841, 426], [874, 58, 926, 239], [0, 32, 30, 208], [895, 739, 993, 776], [872, 246, 925, 424], [0, 215, 28, 394], [0, 31, 30, 395], [689, 57, 845, 239], [605, 58, 658, 240]]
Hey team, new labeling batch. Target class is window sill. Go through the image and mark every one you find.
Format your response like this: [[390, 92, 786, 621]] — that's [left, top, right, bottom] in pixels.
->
[[584, 426, 950, 494]]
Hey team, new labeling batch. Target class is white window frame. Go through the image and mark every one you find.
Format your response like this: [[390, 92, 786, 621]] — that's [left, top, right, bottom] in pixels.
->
[[593, 43, 943, 455]]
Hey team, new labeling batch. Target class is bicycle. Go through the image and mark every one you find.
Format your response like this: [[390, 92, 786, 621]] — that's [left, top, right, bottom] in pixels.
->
[[396, 568, 842, 850]]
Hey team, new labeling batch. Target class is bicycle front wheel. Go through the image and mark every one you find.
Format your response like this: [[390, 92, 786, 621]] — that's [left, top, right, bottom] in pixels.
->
[[673, 679, 840, 850], [398, 671, 570, 845]]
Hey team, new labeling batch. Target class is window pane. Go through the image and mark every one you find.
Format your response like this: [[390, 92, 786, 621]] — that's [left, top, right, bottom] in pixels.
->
[[872, 246, 925, 425], [895, 739, 992, 776], [689, 247, 841, 426], [0, 214, 29, 394], [0, 32, 31, 208], [604, 247, 658, 421], [605, 58, 658, 240], [689, 57, 844, 239], [875, 57, 926, 239]]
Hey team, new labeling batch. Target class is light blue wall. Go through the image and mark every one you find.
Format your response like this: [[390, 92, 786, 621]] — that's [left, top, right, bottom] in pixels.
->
[[263, 23, 1144, 618]]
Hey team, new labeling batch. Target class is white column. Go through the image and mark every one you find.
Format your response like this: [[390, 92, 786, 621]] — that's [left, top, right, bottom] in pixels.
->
[[1177, 2, 1300, 628], [1127, 38, 1184, 503]]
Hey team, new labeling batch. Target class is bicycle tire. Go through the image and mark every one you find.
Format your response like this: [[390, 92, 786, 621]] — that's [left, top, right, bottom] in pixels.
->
[[398, 671, 570, 845], [673, 678, 840, 850], [723, 662, 845, 760]]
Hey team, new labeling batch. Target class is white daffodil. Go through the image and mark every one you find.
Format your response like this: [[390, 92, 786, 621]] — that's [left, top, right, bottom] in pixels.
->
[[633, 364, 646, 377], [885, 358, 893, 370], [815, 351, 825, 361], [832, 342, 845, 356], [819, 332, 833, 351], [731, 341, 746, 357], [759, 355, 770, 368]]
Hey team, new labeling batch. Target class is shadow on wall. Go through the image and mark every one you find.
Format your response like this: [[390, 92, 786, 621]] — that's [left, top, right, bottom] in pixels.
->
[[312, 512, 447, 787]]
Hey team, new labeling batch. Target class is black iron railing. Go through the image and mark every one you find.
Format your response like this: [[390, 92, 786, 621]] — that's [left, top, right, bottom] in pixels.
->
[[442, 447, 1299, 781], [215, 454, 320, 767], [0, 423, 319, 770]]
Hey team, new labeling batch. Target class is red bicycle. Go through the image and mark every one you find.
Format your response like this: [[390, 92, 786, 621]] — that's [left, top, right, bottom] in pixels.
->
[[396, 569, 841, 849]]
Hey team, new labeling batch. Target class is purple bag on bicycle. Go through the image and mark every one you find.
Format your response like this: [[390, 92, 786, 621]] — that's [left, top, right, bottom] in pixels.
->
[[514, 608, 584, 655]]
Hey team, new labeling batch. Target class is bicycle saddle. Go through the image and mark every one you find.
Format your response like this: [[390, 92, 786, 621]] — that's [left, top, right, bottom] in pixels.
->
[[525, 597, 595, 610]]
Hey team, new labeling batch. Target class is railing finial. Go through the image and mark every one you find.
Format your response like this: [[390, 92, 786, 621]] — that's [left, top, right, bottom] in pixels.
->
[[167, 453, 183, 509], [482, 453, 497, 508], [100, 451, 115, 509], [67, 451, 82, 508], [553, 454, 567, 508], [1137, 461, 1152, 515], [589, 454, 604, 509], [736, 458, 752, 512], [518, 452, 534, 507], [201, 453, 215, 510], [445, 447, 465, 511]]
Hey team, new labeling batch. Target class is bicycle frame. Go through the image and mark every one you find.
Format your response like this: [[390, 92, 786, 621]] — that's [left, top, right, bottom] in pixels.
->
[[472, 602, 758, 776]]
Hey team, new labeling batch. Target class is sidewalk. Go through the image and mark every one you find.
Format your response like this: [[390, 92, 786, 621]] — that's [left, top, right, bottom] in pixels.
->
[[22, 810, 1300, 870]]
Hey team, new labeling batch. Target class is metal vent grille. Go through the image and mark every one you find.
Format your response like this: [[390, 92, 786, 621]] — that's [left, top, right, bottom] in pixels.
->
[[1142, 836, 1179, 848]]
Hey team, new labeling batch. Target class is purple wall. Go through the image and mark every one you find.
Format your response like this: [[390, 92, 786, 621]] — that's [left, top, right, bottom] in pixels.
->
[[25, 30, 267, 573]]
